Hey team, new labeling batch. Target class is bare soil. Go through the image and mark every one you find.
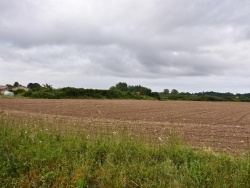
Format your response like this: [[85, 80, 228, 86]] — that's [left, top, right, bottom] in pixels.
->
[[1, 99, 250, 153]]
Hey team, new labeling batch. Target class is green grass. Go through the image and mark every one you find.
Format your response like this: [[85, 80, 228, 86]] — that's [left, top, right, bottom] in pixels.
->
[[0, 113, 250, 187], [0, 95, 25, 99]]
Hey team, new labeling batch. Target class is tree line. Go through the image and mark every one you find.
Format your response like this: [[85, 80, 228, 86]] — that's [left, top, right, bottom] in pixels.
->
[[160, 90, 250, 102], [3, 81, 250, 102], [9, 82, 159, 100]]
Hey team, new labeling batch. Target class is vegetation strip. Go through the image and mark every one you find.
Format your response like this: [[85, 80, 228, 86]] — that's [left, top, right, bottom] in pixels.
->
[[2, 81, 250, 101], [1, 113, 250, 187]]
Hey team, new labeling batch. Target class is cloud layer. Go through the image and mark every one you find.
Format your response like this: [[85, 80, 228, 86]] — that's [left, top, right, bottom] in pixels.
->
[[1, 0, 250, 92]]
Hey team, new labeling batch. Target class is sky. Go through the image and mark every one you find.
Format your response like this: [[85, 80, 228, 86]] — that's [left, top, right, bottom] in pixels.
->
[[0, 0, 250, 93]]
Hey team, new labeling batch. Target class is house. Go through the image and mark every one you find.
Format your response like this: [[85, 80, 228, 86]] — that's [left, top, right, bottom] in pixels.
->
[[12, 86, 29, 91], [0, 85, 8, 95], [0, 85, 29, 95]]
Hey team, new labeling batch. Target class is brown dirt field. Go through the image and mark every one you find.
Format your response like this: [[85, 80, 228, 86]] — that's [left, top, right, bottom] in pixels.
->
[[1, 99, 250, 153]]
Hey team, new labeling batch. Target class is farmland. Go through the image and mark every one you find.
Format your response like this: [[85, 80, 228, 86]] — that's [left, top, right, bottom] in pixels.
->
[[1, 99, 249, 153], [1, 99, 250, 187]]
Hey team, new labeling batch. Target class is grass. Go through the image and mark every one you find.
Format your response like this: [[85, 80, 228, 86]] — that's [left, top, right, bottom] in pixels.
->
[[0, 95, 25, 99], [0, 112, 250, 187]]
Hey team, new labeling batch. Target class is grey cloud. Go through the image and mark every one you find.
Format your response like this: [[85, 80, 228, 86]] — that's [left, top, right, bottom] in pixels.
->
[[1, 0, 250, 92]]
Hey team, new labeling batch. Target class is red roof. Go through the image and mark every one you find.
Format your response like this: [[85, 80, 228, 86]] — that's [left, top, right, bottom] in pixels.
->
[[0, 85, 7, 90]]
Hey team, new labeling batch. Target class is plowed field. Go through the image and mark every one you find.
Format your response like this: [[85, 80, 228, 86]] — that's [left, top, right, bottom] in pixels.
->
[[1, 99, 250, 153]]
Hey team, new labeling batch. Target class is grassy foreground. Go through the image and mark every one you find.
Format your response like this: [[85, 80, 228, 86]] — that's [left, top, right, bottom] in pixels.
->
[[0, 113, 250, 187]]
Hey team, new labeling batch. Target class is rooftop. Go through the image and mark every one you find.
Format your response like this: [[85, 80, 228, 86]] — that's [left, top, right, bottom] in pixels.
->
[[0, 85, 7, 90]]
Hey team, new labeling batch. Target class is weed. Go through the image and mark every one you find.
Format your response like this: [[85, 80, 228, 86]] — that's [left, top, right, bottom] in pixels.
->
[[0, 113, 250, 187]]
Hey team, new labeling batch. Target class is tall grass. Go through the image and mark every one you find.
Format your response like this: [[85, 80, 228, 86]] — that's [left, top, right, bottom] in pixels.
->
[[0, 112, 250, 187]]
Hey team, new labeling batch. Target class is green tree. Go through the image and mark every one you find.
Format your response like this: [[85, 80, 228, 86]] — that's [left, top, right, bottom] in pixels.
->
[[13, 82, 20, 87], [27, 83, 41, 90], [5, 84, 12, 89], [42, 84, 53, 92], [171, 89, 179, 94], [163, 89, 169, 94], [127, 85, 151, 95], [110, 82, 128, 92]]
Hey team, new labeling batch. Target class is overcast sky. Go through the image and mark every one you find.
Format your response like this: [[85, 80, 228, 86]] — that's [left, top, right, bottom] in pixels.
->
[[0, 0, 250, 93]]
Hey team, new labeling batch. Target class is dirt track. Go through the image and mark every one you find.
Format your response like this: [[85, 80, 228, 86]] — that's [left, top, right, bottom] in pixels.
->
[[1, 99, 250, 153]]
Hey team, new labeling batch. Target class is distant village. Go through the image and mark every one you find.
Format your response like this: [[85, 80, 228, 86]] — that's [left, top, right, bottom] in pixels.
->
[[0, 82, 29, 96]]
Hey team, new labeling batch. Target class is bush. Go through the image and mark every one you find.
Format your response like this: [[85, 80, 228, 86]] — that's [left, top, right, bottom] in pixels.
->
[[13, 89, 25, 95]]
